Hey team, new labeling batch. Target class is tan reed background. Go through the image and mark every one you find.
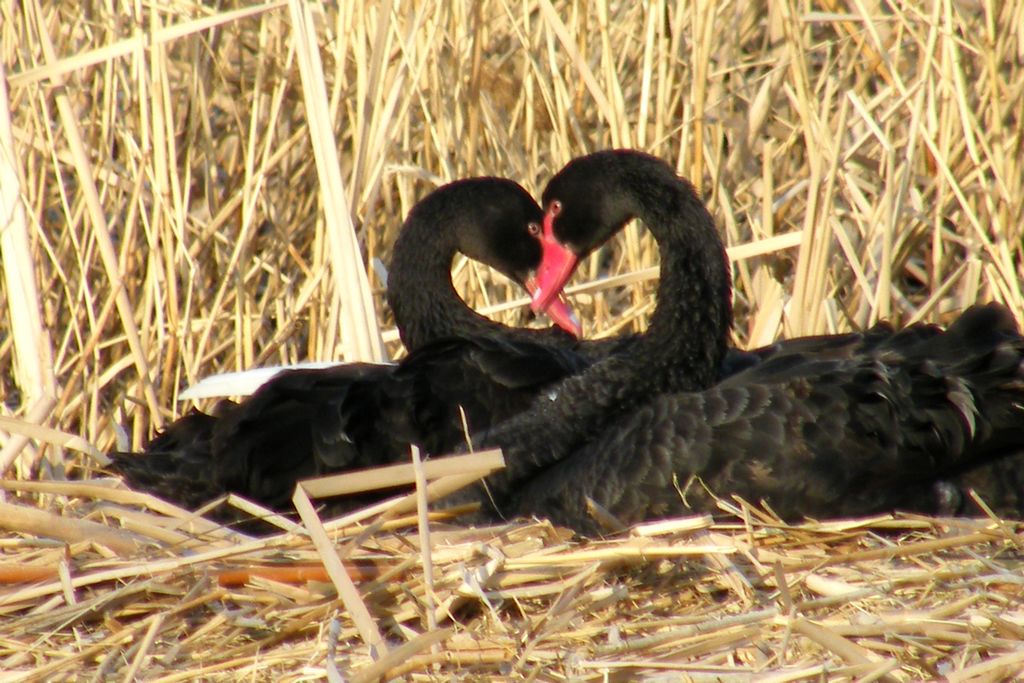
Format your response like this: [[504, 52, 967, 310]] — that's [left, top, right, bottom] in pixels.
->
[[2, 0, 1022, 463], [1, 2, 1024, 680]]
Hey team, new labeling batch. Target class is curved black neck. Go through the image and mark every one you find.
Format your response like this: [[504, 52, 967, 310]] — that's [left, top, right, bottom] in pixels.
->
[[565, 160, 731, 397], [387, 223, 499, 350], [636, 174, 731, 392], [386, 215, 572, 352]]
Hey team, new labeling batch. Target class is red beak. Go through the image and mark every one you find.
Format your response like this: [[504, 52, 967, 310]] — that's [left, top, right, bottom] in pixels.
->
[[525, 277, 581, 337], [530, 208, 579, 318]]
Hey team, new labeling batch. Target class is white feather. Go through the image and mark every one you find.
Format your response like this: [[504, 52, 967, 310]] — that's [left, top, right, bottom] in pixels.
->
[[178, 361, 396, 400]]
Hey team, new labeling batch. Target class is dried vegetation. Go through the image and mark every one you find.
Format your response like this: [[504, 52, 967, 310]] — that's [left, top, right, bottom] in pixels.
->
[[1, 0, 1023, 679]]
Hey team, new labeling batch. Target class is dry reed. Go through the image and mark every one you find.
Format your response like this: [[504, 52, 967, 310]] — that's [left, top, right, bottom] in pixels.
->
[[2, 0, 1023, 679]]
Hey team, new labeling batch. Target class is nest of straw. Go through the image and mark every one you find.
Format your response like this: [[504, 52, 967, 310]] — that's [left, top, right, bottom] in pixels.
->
[[2, 0, 1024, 679], [2, 473, 1023, 680]]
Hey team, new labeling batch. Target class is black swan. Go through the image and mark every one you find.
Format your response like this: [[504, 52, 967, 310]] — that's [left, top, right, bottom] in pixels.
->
[[109, 177, 590, 514], [473, 150, 1024, 534]]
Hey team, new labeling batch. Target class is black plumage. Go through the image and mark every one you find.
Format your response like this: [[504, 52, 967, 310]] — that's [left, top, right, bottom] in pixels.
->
[[108, 178, 587, 515], [472, 150, 1024, 533]]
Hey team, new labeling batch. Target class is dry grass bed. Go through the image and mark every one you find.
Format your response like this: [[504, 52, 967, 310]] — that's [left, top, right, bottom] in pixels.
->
[[1, 477, 1023, 681], [3, 0, 1024, 679]]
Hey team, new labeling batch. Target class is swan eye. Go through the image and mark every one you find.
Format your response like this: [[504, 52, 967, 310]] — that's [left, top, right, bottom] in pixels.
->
[[548, 200, 563, 216], [527, 222, 541, 237]]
